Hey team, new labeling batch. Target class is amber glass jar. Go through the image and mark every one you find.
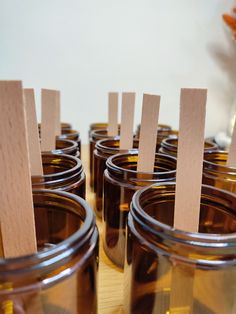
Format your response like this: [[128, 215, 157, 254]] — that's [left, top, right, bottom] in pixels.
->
[[135, 124, 177, 151], [32, 153, 85, 198], [135, 123, 172, 138], [49, 139, 79, 157], [59, 129, 81, 153], [124, 183, 236, 314], [0, 189, 99, 314], [89, 129, 118, 190], [159, 137, 218, 157], [38, 123, 72, 133], [203, 151, 236, 193], [94, 138, 139, 218], [61, 122, 72, 131], [89, 122, 108, 135], [103, 152, 176, 268]]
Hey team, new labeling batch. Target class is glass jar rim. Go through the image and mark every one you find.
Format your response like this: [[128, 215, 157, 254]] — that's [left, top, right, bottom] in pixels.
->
[[90, 128, 108, 136], [106, 152, 176, 176], [137, 123, 172, 131], [203, 150, 236, 173], [132, 182, 236, 243], [95, 137, 139, 153], [0, 189, 95, 267], [61, 122, 72, 128], [59, 129, 80, 137], [51, 139, 78, 154], [89, 122, 107, 128], [162, 137, 217, 150], [32, 153, 82, 181]]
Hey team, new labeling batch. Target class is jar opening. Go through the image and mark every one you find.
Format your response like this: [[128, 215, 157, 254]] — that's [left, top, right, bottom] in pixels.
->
[[0, 189, 95, 269], [132, 183, 236, 242], [96, 138, 139, 155], [162, 138, 217, 150], [31, 153, 83, 187], [107, 153, 176, 175]]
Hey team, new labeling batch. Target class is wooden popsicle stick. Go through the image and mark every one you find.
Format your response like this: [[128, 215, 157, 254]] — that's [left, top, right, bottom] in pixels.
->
[[137, 94, 160, 172], [227, 119, 236, 167], [170, 88, 207, 314], [0, 81, 37, 257], [174, 88, 207, 232], [108, 92, 119, 136], [41, 89, 60, 151], [24, 89, 44, 176], [119, 92, 135, 150], [55, 90, 61, 136]]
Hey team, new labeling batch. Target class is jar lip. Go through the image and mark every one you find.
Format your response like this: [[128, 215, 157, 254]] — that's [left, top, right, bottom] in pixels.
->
[[95, 136, 120, 151], [31, 153, 82, 180], [95, 137, 139, 152], [162, 137, 217, 150], [137, 123, 172, 131], [90, 122, 107, 128], [59, 129, 80, 137], [161, 137, 178, 148], [90, 128, 108, 136], [51, 139, 78, 154], [203, 150, 236, 171], [0, 189, 95, 265], [132, 182, 236, 242], [106, 152, 176, 175]]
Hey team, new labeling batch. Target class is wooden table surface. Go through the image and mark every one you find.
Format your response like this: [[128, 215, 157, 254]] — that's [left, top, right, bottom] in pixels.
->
[[81, 145, 124, 314]]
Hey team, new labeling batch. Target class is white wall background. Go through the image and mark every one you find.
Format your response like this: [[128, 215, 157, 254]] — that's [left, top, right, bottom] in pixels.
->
[[0, 0, 235, 143]]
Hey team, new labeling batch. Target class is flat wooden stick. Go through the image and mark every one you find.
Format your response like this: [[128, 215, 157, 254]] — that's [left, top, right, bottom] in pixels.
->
[[119, 92, 135, 150], [108, 92, 119, 136], [55, 90, 61, 136], [0, 81, 37, 257], [174, 88, 207, 232], [137, 94, 160, 172], [41, 89, 60, 151], [170, 88, 207, 314], [24, 89, 44, 176], [227, 119, 236, 167]]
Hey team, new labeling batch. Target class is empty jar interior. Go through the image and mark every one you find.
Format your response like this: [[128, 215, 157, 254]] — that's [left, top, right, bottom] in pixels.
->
[[136, 183, 236, 236]]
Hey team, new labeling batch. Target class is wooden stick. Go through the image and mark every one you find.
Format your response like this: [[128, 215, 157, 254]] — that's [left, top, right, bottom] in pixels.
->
[[119, 92, 135, 150], [174, 88, 207, 232], [137, 94, 160, 172], [170, 88, 207, 314], [24, 89, 44, 176], [0, 81, 37, 257], [227, 119, 236, 167], [41, 89, 60, 151], [55, 90, 61, 136], [108, 92, 119, 136]]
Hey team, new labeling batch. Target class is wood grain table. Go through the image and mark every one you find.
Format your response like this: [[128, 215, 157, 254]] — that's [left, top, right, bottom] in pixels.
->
[[81, 145, 124, 314]]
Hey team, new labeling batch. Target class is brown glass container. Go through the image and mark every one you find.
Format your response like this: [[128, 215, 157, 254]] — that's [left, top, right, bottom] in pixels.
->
[[89, 122, 108, 135], [135, 124, 178, 151], [49, 139, 79, 158], [59, 129, 81, 153], [0, 189, 99, 314], [89, 129, 118, 190], [135, 123, 172, 138], [124, 183, 236, 314], [203, 151, 236, 193], [103, 152, 176, 268], [61, 122, 72, 131], [159, 137, 218, 157], [94, 138, 139, 218], [32, 153, 85, 198]]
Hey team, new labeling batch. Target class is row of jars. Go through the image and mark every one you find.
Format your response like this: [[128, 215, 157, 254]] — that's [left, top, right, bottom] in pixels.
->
[[3, 120, 236, 314], [0, 124, 98, 313], [89, 122, 236, 313]]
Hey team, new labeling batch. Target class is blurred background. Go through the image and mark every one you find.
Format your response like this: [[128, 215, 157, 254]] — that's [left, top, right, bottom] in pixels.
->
[[0, 0, 235, 143]]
